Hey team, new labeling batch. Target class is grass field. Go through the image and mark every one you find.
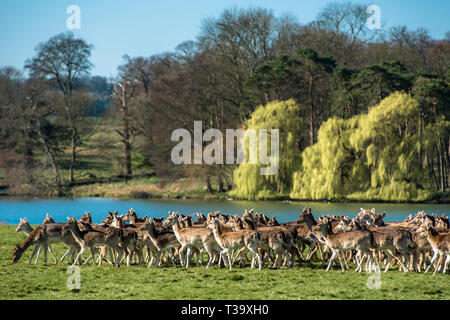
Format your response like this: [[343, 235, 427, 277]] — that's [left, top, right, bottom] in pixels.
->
[[1, 225, 449, 300]]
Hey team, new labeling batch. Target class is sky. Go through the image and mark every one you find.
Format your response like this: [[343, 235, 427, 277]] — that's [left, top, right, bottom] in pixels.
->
[[0, 0, 449, 78]]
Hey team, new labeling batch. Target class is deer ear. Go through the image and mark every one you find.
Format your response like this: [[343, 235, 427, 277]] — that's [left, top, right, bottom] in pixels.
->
[[381, 212, 386, 218], [371, 208, 376, 214], [360, 208, 365, 213], [67, 216, 70, 221]]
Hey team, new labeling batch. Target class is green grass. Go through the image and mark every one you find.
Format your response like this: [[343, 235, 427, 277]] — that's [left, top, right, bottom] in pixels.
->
[[1, 225, 449, 300]]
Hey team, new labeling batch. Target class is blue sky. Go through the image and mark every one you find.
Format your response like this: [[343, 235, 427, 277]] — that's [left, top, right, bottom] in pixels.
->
[[0, 0, 449, 77]]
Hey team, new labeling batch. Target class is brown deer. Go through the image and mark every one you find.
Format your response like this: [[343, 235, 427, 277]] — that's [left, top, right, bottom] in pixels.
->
[[13, 225, 51, 264], [140, 219, 180, 267], [124, 208, 147, 224], [312, 217, 378, 272], [100, 211, 118, 226], [14, 219, 81, 264], [337, 218, 414, 272], [229, 216, 291, 269], [15, 218, 57, 264], [110, 215, 140, 266], [63, 217, 125, 267], [193, 212, 207, 225], [424, 223, 450, 275], [206, 217, 262, 270], [164, 212, 222, 268]]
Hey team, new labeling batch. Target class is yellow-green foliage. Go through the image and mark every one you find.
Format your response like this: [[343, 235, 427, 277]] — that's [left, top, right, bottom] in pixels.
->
[[291, 92, 434, 201], [290, 116, 368, 200], [230, 99, 302, 199]]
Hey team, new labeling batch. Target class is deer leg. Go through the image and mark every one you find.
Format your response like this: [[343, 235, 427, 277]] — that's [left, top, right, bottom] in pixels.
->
[[371, 250, 380, 272], [221, 249, 231, 270], [29, 245, 40, 264], [115, 247, 123, 268], [61, 247, 71, 263], [305, 241, 316, 261], [442, 254, 449, 274], [47, 245, 57, 264], [425, 250, 439, 273], [34, 244, 44, 264], [72, 246, 87, 267], [154, 251, 161, 268], [42, 243, 49, 264], [326, 251, 338, 272], [185, 247, 192, 268], [168, 249, 176, 267], [433, 254, 444, 276], [85, 247, 97, 266], [285, 250, 292, 268], [383, 251, 394, 272], [336, 252, 345, 272], [195, 248, 200, 267], [204, 246, 214, 269], [341, 251, 349, 270], [179, 245, 187, 267], [355, 251, 364, 272]]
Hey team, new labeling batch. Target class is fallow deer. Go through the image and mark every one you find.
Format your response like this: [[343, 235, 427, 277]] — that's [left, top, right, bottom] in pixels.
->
[[312, 217, 378, 272], [164, 212, 222, 269], [63, 217, 125, 267], [140, 219, 180, 267], [206, 217, 262, 270], [424, 223, 450, 275]]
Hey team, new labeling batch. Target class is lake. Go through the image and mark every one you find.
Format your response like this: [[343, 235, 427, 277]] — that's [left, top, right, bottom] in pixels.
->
[[1, 197, 450, 225]]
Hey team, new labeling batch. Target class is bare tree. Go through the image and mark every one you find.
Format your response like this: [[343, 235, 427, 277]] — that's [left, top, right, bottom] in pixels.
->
[[112, 79, 136, 178], [25, 32, 93, 184]]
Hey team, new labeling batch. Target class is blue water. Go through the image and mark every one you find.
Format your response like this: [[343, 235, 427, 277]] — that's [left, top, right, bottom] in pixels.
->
[[0, 197, 449, 225]]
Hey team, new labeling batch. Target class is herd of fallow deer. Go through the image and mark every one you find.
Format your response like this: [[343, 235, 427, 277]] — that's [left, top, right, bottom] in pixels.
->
[[11, 207, 450, 275]]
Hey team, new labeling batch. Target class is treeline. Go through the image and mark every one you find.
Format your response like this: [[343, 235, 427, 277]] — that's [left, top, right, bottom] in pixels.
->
[[0, 3, 449, 200]]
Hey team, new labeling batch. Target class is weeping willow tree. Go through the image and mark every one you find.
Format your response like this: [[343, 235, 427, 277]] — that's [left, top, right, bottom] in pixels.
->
[[290, 116, 368, 199], [291, 92, 435, 201], [347, 92, 430, 201], [230, 99, 302, 199]]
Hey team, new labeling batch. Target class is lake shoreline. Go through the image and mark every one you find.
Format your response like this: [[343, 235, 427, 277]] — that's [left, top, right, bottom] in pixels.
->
[[1, 191, 450, 205]]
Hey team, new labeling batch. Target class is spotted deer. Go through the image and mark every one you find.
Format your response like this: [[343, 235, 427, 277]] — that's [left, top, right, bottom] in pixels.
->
[[124, 208, 147, 224], [63, 217, 125, 267], [229, 216, 291, 268], [206, 217, 262, 270], [164, 212, 223, 268], [15, 218, 57, 264], [110, 215, 140, 266], [312, 217, 378, 272], [140, 219, 180, 267], [424, 223, 450, 275]]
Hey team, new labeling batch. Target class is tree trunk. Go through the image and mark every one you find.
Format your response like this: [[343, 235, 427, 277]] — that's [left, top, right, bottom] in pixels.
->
[[308, 72, 315, 146], [122, 92, 132, 178], [69, 129, 78, 184], [114, 81, 134, 180], [65, 92, 78, 185], [36, 121, 62, 188], [217, 169, 225, 193], [427, 150, 439, 191], [206, 173, 213, 194], [437, 141, 445, 192]]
